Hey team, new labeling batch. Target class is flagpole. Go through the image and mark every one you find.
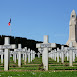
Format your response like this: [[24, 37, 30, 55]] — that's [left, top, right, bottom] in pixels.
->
[[10, 25, 11, 36]]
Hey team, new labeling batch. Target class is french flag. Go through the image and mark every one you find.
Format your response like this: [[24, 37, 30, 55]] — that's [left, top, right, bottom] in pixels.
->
[[8, 18, 11, 26]]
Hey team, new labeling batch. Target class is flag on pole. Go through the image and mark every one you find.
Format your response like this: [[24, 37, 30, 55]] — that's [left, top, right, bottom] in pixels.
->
[[8, 18, 11, 26]]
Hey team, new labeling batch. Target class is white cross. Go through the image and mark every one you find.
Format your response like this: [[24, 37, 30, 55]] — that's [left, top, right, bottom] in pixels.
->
[[61, 46, 64, 63], [27, 48, 30, 63], [0, 37, 16, 71], [36, 35, 56, 71], [0, 50, 4, 64], [14, 44, 25, 67], [24, 47, 27, 64], [69, 42, 73, 66]]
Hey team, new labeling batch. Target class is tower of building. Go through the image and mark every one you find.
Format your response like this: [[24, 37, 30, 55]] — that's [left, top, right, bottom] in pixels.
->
[[66, 10, 77, 47]]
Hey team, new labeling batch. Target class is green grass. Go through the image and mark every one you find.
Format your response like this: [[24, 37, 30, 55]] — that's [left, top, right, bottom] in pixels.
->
[[27, 57, 42, 64], [0, 57, 77, 77], [9, 66, 39, 70], [0, 56, 77, 76], [49, 66, 77, 70], [0, 71, 77, 77]]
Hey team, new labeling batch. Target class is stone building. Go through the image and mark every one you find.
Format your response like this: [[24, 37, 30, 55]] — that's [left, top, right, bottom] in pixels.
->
[[66, 10, 77, 47]]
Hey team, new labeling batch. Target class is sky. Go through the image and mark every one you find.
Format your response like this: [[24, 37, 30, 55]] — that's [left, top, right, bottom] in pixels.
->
[[0, 0, 77, 44]]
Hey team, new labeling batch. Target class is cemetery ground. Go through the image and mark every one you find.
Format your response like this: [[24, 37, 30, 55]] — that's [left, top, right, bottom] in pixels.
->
[[0, 57, 77, 77]]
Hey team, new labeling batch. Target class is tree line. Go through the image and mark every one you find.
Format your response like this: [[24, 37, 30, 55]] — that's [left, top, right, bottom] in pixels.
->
[[0, 35, 68, 53], [0, 35, 42, 53]]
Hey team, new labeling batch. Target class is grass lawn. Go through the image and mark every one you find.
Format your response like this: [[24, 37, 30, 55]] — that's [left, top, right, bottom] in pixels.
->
[[0, 71, 77, 77], [0, 56, 77, 77]]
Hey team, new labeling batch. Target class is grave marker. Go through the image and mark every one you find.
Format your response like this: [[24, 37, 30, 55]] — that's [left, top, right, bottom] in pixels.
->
[[27, 48, 30, 63], [67, 42, 73, 66], [24, 47, 27, 64], [36, 35, 56, 71], [57, 48, 60, 62], [0, 50, 4, 64], [61, 46, 64, 63], [15, 44, 25, 67], [0, 37, 16, 71]]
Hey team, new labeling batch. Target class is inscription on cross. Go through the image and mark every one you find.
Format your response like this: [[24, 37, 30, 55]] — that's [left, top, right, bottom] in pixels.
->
[[67, 47, 75, 50], [36, 35, 56, 71]]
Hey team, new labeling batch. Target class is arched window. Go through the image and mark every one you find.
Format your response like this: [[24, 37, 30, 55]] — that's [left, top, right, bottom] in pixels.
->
[[72, 15, 75, 17]]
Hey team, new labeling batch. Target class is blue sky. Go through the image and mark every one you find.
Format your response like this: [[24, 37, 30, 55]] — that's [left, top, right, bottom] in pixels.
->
[[0, 0, 77, 44]]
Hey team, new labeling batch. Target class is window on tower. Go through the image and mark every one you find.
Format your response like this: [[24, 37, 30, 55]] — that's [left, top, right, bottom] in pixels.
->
[[72, 15, 75, 17]]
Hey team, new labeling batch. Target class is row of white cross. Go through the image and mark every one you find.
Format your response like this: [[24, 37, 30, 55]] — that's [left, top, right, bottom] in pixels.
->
[[1, 35, 76, 71], [48, 43, 76, 66], [36, 35, 77, 71], [0, 37, 36, 71]]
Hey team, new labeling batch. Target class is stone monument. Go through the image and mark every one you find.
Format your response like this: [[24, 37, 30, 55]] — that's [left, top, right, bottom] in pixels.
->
[[66, 10, 77, 47]]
